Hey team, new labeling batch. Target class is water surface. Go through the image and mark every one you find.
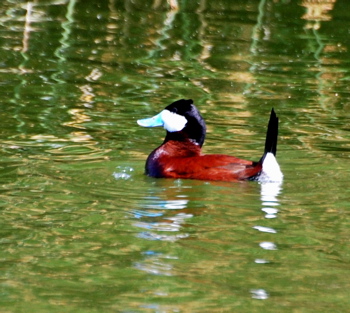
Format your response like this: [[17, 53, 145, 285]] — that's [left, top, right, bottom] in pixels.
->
[[0, 0, 350, 312]]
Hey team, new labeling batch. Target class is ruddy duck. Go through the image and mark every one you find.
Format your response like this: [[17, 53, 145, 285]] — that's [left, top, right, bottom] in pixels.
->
[[137, 99, 283, 182]]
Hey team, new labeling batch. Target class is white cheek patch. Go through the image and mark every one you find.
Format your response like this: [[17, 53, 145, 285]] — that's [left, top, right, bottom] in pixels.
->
[[160, 110, 187, 132]]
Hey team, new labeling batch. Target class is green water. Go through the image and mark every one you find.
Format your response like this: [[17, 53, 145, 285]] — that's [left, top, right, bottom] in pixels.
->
[[1, 0, 350, 312]]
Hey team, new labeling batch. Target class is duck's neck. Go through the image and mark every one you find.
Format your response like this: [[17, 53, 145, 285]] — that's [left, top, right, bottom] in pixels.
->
[[164, 130, 205, 147]]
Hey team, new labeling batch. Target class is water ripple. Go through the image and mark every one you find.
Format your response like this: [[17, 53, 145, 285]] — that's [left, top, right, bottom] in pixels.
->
[[112, 166, 134, 180], [250, 289, 269, 300], [259, 242, 278, 250], [253, 225, 277, 234], [137, 232, 189, 242]]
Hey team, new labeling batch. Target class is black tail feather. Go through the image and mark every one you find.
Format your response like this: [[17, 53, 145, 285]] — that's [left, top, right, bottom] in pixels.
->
[[261, 108, 278, 162]]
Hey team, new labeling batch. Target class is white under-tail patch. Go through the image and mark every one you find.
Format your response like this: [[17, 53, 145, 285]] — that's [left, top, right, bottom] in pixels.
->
[[258, 152, 283, 183]]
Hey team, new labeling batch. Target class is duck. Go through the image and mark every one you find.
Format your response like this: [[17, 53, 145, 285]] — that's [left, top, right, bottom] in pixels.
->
[[137, 99, 283, 182]]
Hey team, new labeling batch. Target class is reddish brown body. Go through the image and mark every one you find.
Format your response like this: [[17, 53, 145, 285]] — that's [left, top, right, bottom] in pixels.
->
[[146, 139, 262, 181]]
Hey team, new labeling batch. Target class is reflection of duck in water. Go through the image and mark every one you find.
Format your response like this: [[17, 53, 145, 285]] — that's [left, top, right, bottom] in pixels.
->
[[138, 99, 282, 182]]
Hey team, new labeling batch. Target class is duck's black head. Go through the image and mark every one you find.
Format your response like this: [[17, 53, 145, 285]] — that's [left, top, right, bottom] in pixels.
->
[[137, 99, 206, 147]]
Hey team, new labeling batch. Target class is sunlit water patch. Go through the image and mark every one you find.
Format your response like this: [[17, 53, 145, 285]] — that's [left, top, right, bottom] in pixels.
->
[[0, 1, 350, 312]]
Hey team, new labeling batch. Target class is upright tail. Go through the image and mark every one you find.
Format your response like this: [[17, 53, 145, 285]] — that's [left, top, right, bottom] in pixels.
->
[[258, 108, 283, 182], [261, 108, 278, 162]]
